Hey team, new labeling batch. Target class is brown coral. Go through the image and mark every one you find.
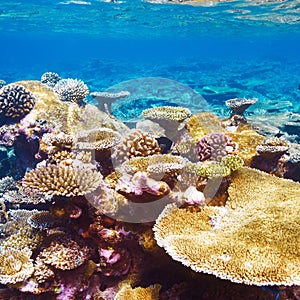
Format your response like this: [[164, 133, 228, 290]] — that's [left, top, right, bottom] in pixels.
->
[[40, 132, 74, 155], [0, 84, 36, 120], [75, 127, 121, 151], [0, 248, 34, 285], [22, 164, 102, 197], [112, 130, 161, 163], [185, 112, 225, 141], [154, 167, 300, 286], [115, 282, 161, 300], [40, 238, 89, 270]]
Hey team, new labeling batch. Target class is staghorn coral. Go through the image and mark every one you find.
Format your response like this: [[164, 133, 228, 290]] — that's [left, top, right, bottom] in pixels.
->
[[53, 78, 89, 104], [33, 256, 55, 283], [112, 130, 161, 163], [40, 238, 90, 270], [0, 247, 34, 285], [49, 150, 76, 166], [40, 132, 74, 155], [40, 72, 61, 88], [225, 97, 257, 115], [185, 112, 225, 141], [197, 132, 237, 162], [0, 84, 36, 120], [22, 164, 102, 197], [75, 127, 121, 151], [256, 136, 290, 158], [90, 90, 130, 112], [154, 167, 300, 286], [115, 282, 161, 300]]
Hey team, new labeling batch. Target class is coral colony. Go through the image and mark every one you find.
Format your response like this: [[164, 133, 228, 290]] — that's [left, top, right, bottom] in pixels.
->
[[0, 73, 299, 300]]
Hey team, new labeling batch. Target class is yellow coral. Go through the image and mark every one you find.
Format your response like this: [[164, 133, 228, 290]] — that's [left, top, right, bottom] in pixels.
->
[[22, 164, 102, 197], [115, 282, 161, 300], [0, 248, 34, 285], [185, 112, 224, 141], [154, 167, 300, 286], [221, 155, 244, 171]]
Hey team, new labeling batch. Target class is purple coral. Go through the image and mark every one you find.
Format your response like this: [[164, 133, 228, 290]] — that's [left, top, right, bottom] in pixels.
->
[[197, 132, 237, 162]]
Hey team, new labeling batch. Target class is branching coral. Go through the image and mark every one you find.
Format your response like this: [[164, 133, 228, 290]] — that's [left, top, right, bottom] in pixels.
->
[[40, 72, 61, 88], [53, 78, 89, 104], [112, 130, 161, 163], [0, 84, 36, 120], [0, 248, 34, 285], [22, 164, 102, 197], [40, 238, 90, 270], [154, 167, 300, 286]]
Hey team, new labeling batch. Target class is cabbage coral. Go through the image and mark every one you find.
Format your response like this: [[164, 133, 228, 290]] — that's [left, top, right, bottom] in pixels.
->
[[154, 167, 300, 286]]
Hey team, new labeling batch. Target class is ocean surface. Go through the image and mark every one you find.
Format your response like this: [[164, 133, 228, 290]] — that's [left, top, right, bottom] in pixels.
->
[[1, 0, 300, 119], [0, 1, 300, 299]]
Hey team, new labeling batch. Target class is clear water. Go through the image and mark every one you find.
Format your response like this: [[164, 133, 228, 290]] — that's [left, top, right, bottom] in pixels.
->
[[1, 0, 300, 119]]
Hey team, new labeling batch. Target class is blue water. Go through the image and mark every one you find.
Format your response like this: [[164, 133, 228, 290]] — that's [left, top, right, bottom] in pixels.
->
[[1, 0, 300, 119]]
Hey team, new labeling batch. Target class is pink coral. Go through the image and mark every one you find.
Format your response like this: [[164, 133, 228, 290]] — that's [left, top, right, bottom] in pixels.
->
[[197, 132, 237, 162]]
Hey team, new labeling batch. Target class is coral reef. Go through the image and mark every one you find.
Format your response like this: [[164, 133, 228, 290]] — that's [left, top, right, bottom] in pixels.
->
[[40, 72, 61, 88], [115, 282, 161, 300], [0, 84, 36, 121], [53, 78, 89, 105], [154, 167, 300, 286], [0, 80, 6, 88]]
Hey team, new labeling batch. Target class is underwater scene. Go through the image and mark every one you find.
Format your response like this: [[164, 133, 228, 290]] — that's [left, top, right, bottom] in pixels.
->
[[0, 0, 300, 299]]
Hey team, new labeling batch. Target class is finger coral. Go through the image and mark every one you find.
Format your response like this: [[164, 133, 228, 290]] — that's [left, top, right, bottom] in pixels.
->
[[0, 84, 36, 120], [0, 248, 34, 285], [22, 164, 102, 197], [154, 167, 300, 286], [112, 130, 161, 163], [53, 78, 89, 104]]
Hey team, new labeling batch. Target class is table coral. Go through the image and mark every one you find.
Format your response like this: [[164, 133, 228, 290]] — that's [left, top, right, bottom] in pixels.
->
[[225, 97, 257, 115], [154, 167, 300, 286], [0, 248, 34, 285], [0, 84, 36, 121], [256, 136, 290, 158], [40, 132, 75, 155], [22, 164, 102, 197]]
